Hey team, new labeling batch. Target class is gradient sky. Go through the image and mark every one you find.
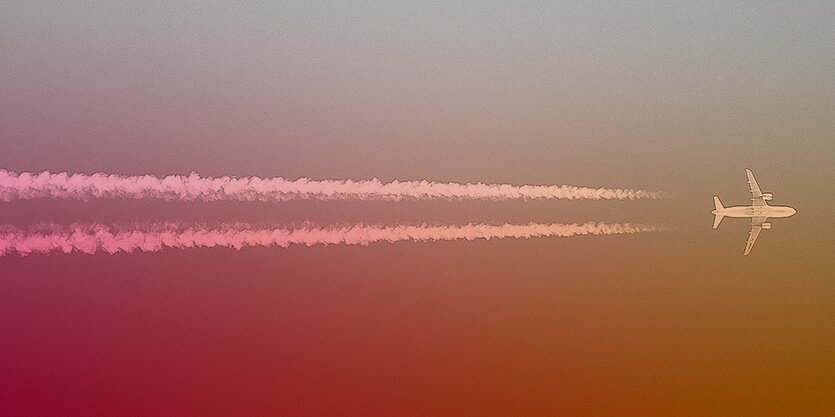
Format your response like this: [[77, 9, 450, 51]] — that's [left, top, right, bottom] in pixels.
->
[[2, 2, 835, 415]]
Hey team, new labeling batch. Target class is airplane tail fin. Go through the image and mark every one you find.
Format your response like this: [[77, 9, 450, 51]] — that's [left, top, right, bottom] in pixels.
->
[[712, 196, 725, 229]]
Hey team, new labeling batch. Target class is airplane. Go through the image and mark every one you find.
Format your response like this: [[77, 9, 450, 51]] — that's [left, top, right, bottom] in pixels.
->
[[711, 169, 796, 256]]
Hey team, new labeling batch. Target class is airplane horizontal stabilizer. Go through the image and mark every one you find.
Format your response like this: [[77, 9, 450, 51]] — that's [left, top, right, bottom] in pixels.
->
[[713, 213, 725, 229], [713, 196, 724, 211], [712, 196, 725, 228]]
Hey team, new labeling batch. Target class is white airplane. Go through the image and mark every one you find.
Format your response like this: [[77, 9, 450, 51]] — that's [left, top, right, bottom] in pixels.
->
[[711, 169, 796, 256]]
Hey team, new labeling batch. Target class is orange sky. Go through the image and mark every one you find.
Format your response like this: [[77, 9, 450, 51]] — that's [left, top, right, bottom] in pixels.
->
[[2, 2, 834, 415]]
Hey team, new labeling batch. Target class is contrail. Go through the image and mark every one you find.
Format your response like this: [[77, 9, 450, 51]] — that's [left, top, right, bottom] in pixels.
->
[[0, 222, 666, 256], [0, 170, 665, 202]]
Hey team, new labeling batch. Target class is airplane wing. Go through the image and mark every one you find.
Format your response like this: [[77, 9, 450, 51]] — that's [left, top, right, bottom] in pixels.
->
[[744, 216, 767, 256], [746, 169, 766, 206]]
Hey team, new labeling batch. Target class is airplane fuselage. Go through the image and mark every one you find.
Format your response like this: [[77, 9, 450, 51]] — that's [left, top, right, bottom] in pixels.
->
[[711, 204, 796, 219]]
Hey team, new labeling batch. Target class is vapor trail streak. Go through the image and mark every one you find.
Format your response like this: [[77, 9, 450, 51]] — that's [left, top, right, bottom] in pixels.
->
[[0, 222, 665, 256], [0, 170, 664, 202]]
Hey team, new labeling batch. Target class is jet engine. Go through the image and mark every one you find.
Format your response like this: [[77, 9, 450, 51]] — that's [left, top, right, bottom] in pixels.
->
[[761, 222, 772, 230], [761, 193, 773, 201]]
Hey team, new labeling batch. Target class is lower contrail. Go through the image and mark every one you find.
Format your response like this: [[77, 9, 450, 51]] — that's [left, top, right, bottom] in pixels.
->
[[0, 222, 666, 256], [0, 170, 665, 202]]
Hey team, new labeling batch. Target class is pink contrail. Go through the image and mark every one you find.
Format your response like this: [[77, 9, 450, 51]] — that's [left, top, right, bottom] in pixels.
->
[[0, 170, 665, 202], [0, 222, 666, 256]]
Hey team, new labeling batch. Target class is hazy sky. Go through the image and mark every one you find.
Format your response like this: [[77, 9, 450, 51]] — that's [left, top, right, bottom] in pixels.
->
[[3, 2, 833, 182], [2, 2, 834, 415]]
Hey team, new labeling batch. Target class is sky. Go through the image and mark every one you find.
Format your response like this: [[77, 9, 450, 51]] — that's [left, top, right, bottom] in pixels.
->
[[2, 1, 835, 415]]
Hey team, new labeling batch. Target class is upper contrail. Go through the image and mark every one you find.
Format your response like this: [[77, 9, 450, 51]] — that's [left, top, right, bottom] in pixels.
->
[[0, 170, 665, 202], [0, 222, 666, 256]]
